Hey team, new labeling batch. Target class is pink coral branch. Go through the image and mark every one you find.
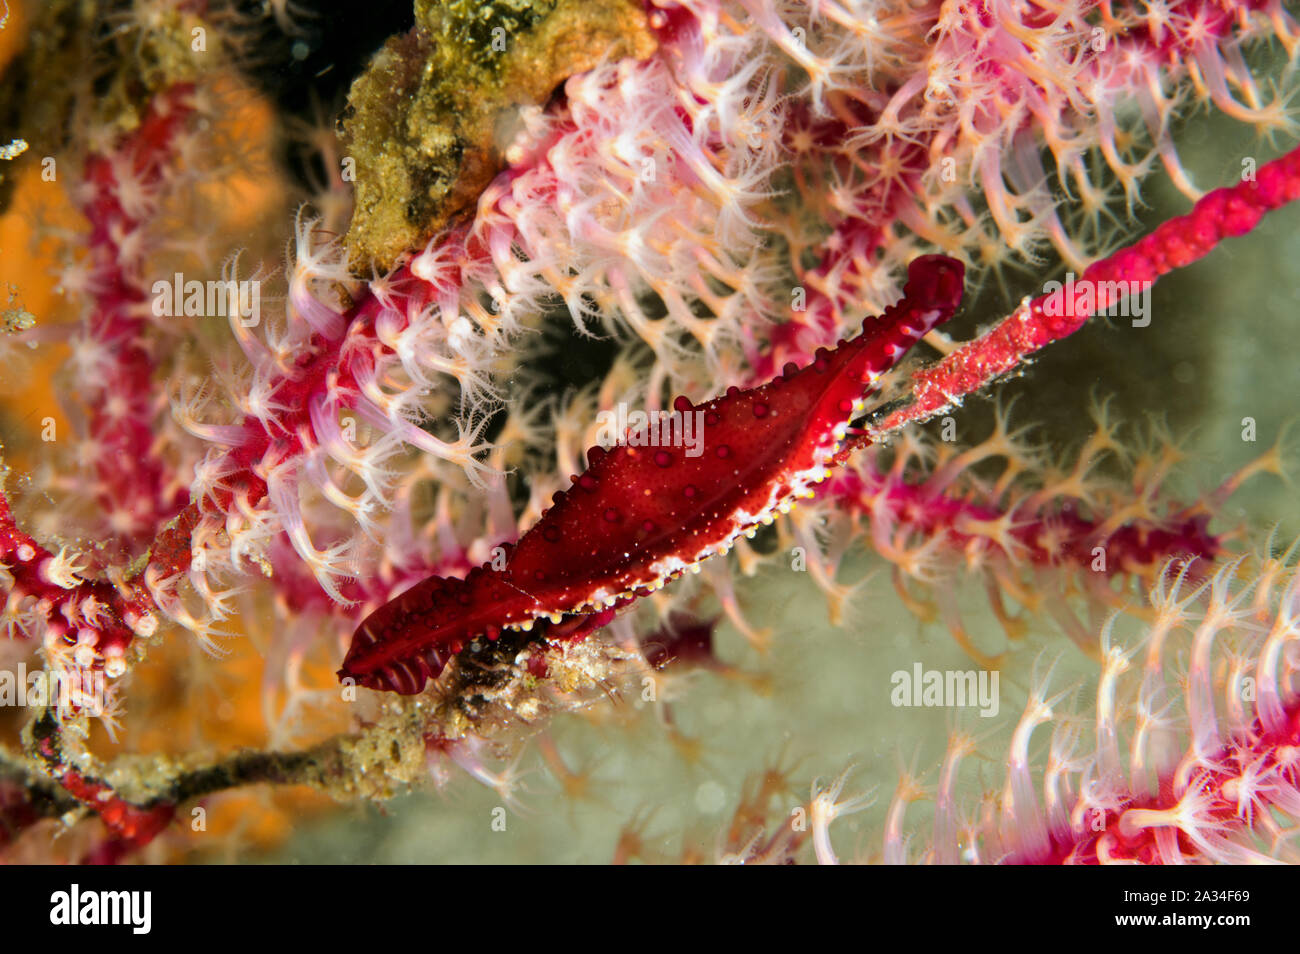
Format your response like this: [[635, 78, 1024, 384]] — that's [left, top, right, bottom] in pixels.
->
[[67, 84, 197, 552]]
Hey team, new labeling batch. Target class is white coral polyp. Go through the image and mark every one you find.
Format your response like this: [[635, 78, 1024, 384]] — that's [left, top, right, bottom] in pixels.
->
[[475, 23, 786, 377]]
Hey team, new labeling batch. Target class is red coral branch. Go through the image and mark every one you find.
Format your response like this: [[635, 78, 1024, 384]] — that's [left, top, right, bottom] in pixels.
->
[[25, 710, 174, 850], [0, 482, 157, 679], [874, 144, 1300, 436]]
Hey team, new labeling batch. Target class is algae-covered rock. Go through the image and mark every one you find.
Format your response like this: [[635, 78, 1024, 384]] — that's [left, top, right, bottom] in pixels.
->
[[340, 0, 657, 273]]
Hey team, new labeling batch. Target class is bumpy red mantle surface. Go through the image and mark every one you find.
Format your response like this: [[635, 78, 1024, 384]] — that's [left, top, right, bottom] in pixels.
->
[[338, 255, 965, 694]]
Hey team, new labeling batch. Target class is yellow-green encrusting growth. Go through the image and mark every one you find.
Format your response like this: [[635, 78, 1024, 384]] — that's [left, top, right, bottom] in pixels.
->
[[340, 0, 657, 273]]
